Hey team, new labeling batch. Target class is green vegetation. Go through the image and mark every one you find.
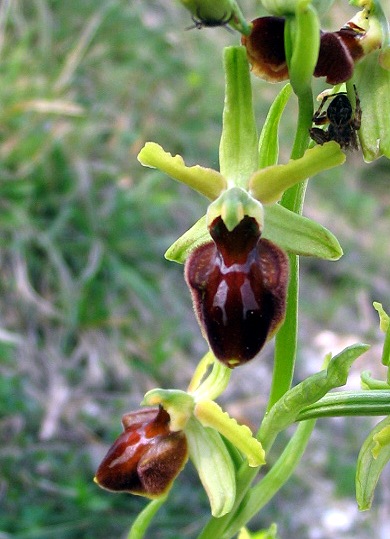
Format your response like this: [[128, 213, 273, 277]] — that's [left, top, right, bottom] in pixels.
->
[[1, 1, 390, 538]]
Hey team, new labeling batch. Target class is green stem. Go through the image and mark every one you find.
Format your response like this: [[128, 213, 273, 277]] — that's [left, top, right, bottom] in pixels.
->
[[221, 421, 316, 539], [267, 90, 313, 410], [127, 497, 167, 539]]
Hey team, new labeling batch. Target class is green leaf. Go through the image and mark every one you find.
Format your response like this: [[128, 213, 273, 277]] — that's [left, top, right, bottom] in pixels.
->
[[137, 142, 226, 200], [356, 416, 390, 510], [249, 142, 346, 204], [355, 50, 390, 161], [258, 84, 292, 169], [219, 46, 258, 188], [263, 204, 343, 260], [185, 416, 236, 517], [259, 343, 369, 440]]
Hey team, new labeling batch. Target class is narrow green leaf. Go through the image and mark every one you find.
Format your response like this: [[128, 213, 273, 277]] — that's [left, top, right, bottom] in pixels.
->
[[259, 344, 369, 440], [297, 390, 390, 420], [220, 46, 258, 188], [263, 204, 343, 260], [258, 84, 292, 169], [356, 416, 390, 510]]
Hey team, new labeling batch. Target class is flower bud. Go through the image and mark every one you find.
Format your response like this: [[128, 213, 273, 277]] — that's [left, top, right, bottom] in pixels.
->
[[95, 406, 188, 497], [185, 215, 288, 367]]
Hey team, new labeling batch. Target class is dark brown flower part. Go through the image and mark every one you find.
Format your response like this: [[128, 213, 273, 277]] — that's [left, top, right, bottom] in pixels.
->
[[241, 17, 288, 82], [185, 216, 288, 368], [242, 17, 366, 85], [95, 406, 188, 497]]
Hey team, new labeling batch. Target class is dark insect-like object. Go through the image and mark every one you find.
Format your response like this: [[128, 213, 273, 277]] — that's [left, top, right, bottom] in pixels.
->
[[185, 216, 288, 368], [309, 85, 361, 150], [187, 9, 233, 31]]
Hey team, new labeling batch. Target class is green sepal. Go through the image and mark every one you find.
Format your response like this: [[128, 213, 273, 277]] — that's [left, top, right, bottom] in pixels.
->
[[177, 0, 251, 35], [259, 343, 369, 441], [165, 205, 342, 264], [356, 416, 390, 510], [259, 84, 292, 169], [137, 142, 226, 200], [354, 51, 390, 161], [194, 399, 265, 467], [249, 142, 346, 204], [263, 204, 343, 260], [220, 46, 258, 188], [185, 416, 236, 517], [164, 215, 209, 264]]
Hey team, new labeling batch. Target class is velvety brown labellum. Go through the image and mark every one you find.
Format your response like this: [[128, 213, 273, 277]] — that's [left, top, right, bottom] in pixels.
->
[[95, 406, 188, 497], [241, 17, 288, 82], [185, 216, 288, 368], [242, 17, 365, 85]]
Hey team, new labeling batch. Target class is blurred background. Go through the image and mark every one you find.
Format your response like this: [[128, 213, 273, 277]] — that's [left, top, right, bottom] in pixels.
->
[[1, 1, 390, 538]]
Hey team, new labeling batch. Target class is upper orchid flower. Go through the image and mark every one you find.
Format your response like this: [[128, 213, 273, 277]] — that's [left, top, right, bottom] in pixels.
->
[[242, 2, 386, 85], [138, 46, 344, 367]]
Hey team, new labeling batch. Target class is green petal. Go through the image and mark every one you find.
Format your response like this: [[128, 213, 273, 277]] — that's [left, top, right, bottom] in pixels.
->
[[189, 355, 232, 401], [164, 215, 209, 264], [219, 47, 258, 188], [137, 142, 226, 200], [249, 142, 345, 204], [356, 416, 390, 510], [185, 416, 236, 517], [263, 204, 343, 260], [194, 399, 265, 467], [354, 51, 390, 161]]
